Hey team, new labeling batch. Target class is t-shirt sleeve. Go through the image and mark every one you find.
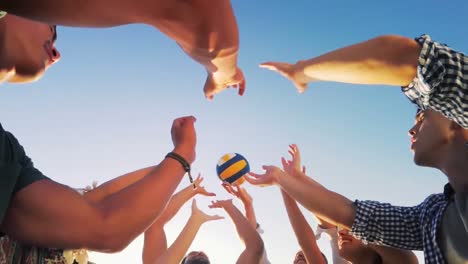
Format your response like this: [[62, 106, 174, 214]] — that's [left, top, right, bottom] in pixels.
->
[[0, 128, 48, 224], [402, 34, 468, 128]]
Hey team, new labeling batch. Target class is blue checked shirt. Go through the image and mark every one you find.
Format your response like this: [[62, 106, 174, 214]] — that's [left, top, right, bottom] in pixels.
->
[[402, 34, 468, 128], [350, 185, 456, 263]]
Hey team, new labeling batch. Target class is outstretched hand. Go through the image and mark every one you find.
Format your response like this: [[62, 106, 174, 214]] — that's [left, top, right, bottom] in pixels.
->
[[244, 165, 284, 187], [191, 199, 224, 223], [260, 62, 310, 94], [281, 144, 306, 176], [193, 175, 216, 197], [208, 199, 234, 209], [204, 67, 245, 100], [222, 182, 252, 205]]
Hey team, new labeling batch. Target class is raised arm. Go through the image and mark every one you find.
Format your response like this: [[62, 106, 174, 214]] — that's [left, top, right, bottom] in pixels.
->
[[281, 190, 326, 264], [142, 176, 215, 263], [145, 199, 223, 264], [222, 183, 257, 229], [1, 116, 197, 252], [260, 35, 421, 93], [245, 144, 428, 250], [0, 0, 244, 99], [246, 163, 356, 229], [209, 199, 264, 264]]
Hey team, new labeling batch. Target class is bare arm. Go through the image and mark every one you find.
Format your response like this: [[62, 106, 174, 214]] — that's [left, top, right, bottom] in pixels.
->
[[369, 244, 419, 264], [144, 199, 222, 264], [222, 184, 257, 229], [0, 0, 243, 98], [142, 176, 215, 263], [1, 116, 197, 253], [246, 166, 356, 230], [261, 35, 421, 92], [281, 190, 326, 264], [83, 167, 151, 204], [210, 200, 264, 264]]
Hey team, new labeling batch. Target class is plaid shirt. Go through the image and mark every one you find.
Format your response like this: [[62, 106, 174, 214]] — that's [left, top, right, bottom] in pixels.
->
[[402, 34, 468, 128], [350, 184, 455, 264]]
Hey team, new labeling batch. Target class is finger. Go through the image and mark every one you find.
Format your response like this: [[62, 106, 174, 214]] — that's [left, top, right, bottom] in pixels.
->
[[195, 174, 203, 184], [205, 192, 216, 197], [244, 174, 261, 185], [247, 172, 263, 179], [222, 182, 235, 195], [238, 79, 246, 96], [281, 157, 288, 169], [211, 215, 225, 220], [262, 165, 277, 171], [295, 82, 308, 94], [259, 62, 278, 70], [288, 150, 294, 158]]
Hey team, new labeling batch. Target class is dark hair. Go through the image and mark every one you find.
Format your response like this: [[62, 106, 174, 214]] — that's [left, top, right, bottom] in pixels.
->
[[184, 259, 210, 264], [52, 25, 57, 42], [374, 254, 383, 264]]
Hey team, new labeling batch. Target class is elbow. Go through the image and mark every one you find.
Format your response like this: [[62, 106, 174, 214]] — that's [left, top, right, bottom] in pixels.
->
[[96, 234, 130, 253], [84, 218, 133, 253], [251, 236, 265, 259], [89, 230, 130, 253]]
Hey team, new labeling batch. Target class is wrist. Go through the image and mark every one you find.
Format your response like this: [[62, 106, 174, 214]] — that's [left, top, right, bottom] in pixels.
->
[[189, 214, 206, 225], [275, 171, 288, 186], [172, 147, 195, 164], [242, 199, 253, 207], [293, 60, 313, 83]]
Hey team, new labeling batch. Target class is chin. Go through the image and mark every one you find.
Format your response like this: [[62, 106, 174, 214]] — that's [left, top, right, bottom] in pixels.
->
[[11, 61, 47, 83]]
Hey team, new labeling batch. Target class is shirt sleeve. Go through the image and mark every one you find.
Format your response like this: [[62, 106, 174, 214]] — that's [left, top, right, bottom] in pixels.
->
[[6, 132, 49, 194], [315, 226, 349, 264], [402, 34, 468, 128], [350, 199, 425, 250]]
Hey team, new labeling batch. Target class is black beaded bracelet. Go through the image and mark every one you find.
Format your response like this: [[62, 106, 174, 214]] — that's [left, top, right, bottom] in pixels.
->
[[166, 152, 195, 188]]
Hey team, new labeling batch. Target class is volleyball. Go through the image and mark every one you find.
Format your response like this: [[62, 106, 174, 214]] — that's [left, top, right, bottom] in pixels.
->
[[216, 153, 250, 185]]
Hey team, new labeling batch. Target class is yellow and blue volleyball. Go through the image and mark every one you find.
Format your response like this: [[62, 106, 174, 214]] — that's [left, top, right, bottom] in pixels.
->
[[216, 153, 250, 185]]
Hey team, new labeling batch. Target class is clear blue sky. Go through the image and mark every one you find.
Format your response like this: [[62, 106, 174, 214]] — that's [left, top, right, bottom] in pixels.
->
[[2, 0, 468, 262]]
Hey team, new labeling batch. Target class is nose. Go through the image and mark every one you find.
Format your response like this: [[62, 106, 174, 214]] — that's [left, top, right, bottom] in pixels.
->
[[51, 46, 61, 63], [408, 125, 417, 137]]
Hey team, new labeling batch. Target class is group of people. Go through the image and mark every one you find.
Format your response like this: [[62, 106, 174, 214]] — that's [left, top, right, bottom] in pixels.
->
[[0, 0, 466, 263]]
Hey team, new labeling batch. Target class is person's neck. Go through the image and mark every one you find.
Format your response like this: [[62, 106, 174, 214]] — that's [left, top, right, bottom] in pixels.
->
[[438, 145, 468, 194]]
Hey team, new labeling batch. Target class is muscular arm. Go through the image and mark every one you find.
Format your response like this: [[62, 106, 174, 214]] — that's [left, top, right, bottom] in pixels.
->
[[1, 116, 197, 253], [2, 159, 186, 252], [83, 166, 152, 204], [281, 190, 326, 264]]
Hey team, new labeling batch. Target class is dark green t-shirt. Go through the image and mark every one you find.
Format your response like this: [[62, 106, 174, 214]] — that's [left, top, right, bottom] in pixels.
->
[[0, 123, 48, 224]]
